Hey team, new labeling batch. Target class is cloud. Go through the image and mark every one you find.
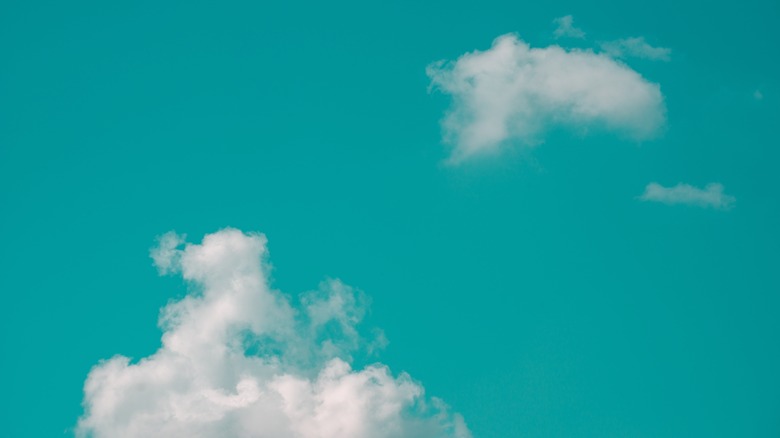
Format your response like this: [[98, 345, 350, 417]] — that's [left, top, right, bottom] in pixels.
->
[[427, 34, 666, 162], [77, 229, 471, 438], [150, 231, 185, 274], [553, 15, 585, 39], [600, 37, 671, 61], [639, 182, 735, 209]]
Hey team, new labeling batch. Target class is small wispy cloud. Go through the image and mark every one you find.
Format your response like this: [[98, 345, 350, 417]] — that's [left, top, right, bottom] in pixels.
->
[[600, 37, 671, 61], [639, 182, 735, 209], [553, 15, 585, 39], [426, 34, 666, 162], [78, 229, 471, 438]]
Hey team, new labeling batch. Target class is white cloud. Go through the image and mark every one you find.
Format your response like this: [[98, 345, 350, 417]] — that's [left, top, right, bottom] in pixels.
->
[[553, 15, 585, 39], [77, 229, 471, 438], [427, 34, 666, 162], [600, 37, 671, 61], [639, 182, 735, 209], [150, 231, 185, 274]]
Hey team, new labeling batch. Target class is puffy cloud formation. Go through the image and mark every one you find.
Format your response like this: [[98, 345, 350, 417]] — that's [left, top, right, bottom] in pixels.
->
[[639, 182, 735, 209], [600, 37, 671, 61], [553, 15, 585, 39], [77, 229, 470, 438], [427, 34, 666, 162]]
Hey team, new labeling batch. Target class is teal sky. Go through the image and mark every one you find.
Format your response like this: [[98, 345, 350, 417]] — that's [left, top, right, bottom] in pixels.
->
[[1, 0, 779, 436]]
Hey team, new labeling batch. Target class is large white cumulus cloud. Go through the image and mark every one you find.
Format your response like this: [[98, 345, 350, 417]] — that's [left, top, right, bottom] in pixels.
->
[[77, 228, 470, 438], [427, 34, 666, 162]]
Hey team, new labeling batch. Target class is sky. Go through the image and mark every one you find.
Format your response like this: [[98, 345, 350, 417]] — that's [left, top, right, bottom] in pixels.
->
[[1, 0, 779, 436]]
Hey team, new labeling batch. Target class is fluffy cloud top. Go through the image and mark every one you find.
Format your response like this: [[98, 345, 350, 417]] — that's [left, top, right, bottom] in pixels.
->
[[78, 229, 470, 438], [553, 15, 585, 39], [600, 37, 671, 61], [639, 182, 735, 209], [427, 34, 666, 162]]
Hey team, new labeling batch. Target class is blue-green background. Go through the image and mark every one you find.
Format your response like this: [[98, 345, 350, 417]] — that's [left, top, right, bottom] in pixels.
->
[[1, 0, 779, 436]]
